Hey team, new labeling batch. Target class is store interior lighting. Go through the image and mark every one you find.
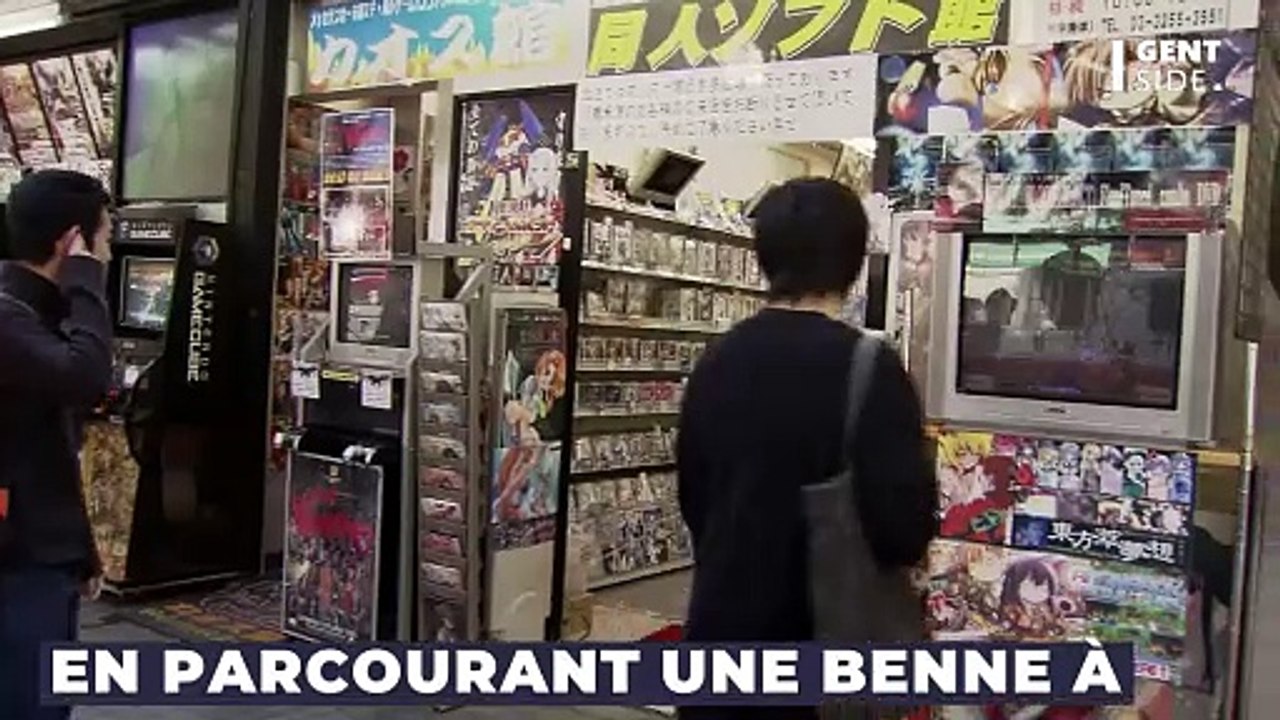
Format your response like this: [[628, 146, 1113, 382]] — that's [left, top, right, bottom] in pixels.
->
[[0, 2, 61, 39]]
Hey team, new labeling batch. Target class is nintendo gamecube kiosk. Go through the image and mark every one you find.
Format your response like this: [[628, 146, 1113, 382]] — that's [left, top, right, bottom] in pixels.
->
[[280, 258, 421, 643]]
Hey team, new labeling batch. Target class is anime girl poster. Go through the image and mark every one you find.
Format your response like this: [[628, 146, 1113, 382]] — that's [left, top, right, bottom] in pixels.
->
[[0, 63, 59, 167], [31, 56, 97, 160], [936, 432, 1014, 544], [283, 454, 381, 643], [491, 309, 568, 532], [71, 48, 117, 160], [452, 88, 573, 290], [875, 30, 1254, 136]]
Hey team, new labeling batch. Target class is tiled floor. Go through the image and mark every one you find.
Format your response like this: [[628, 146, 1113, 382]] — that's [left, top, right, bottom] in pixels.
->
[[76, 602, 661, 720]]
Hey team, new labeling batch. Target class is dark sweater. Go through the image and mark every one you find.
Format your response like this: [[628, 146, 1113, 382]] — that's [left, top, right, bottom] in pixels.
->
[[677, 308, 937, 642], [0, 259, 111, 578]]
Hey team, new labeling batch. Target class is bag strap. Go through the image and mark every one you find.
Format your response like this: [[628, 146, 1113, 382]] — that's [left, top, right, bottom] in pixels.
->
[[842, 333, 881, 470]]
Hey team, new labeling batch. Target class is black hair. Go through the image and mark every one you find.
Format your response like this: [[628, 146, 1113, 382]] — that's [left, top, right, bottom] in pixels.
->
[[4, 169, 111, 264], [751, 177, 868, 300], [999, 558, 1056, 610]]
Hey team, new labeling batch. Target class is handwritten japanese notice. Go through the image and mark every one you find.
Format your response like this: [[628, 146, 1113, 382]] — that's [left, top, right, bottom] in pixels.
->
[[575, 54, 877, 145], [586, 0, 1009, 76], [1011, 0, 1235, 43]]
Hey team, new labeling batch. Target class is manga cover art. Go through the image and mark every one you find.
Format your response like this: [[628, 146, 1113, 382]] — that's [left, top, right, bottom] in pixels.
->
[[453, 89, 572, 288], [31, 57, 97, 160], [71, 49, 117, 159], [284, 456, 382, 643], [937, 432, 1013, 543]]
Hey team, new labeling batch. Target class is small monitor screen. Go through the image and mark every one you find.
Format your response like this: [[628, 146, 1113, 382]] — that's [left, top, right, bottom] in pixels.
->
[[336, 264, 413, 349], [957, 235, 1186, 409], [120, 257, 175, 331]]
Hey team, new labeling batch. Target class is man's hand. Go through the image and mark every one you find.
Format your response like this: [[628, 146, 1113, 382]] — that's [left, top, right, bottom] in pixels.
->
[[68, 227, 111, 265], [81, 575, 103, 601]]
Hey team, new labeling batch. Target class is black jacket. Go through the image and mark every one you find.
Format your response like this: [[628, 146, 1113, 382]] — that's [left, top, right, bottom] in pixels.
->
[[0, 258, 112, 578], [677, 309, 937, 644]]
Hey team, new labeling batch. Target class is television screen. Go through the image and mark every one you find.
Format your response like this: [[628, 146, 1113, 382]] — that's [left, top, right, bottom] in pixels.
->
[[336, 264, 414, 349], [120, 257, 175, 331], [121, 10, 238, 201], [956, 235, 1186, 409]]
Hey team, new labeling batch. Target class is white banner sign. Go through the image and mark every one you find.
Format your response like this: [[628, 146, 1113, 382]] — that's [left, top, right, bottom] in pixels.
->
[[1011, 0, 1251, 43], [575, 54, 877, 147]]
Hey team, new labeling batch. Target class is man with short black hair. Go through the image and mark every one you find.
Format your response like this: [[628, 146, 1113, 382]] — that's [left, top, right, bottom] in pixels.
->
[[677, 178, 937, 720], [0, 169, 114, 720]]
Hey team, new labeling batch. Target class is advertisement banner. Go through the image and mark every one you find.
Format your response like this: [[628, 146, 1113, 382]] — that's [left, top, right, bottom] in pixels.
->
[[1010, 0, 1238, 44], [305, 0, 571, 94], [587, 0, 1010, 76], [576, 54, 876, 146], [876, 30, 1255, 135], [452, 88, 573, 291]]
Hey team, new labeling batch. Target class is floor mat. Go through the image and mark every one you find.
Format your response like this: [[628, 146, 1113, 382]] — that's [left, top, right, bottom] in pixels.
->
[[107, 578, 285, 642]]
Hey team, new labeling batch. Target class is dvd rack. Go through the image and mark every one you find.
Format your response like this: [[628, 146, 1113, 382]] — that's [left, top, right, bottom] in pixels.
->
[[568, 200, 766, 590], [414, 244, 493, 642]]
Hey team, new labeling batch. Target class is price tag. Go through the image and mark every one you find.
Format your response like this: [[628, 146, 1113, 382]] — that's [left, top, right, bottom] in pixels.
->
[[290, 363, 320, 399], [361, 370, 393, 409]]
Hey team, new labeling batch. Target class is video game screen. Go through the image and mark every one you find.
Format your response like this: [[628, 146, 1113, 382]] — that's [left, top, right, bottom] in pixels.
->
[[336, 263, 413, 349], [957, 235, 1186, 409], [119, 257, 175, 332]]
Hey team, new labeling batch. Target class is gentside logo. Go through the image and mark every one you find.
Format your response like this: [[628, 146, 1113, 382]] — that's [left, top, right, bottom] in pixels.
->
[[1110, 38, 1224, 94]]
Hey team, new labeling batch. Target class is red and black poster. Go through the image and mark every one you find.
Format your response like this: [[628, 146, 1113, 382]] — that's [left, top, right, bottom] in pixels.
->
[[283, 454, 383, 643]]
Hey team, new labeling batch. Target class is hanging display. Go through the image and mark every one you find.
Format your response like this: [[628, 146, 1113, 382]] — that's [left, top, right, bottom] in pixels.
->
[[305, 0, 572, 94], [451, 88, 573, 291], [586, 0, 1011, 76], [320, 108, 394, 259], [876, 30, 1255, 135]]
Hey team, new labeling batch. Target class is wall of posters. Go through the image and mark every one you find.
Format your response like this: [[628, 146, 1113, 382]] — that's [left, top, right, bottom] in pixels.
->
[[876, 30, 1255, 136], [305, 0, 571, 94], [586, 0, 1010, 76], [452, 88, 573, 291], [575, 54, 877, 146], [320, 109, 394, 259], [492, 308, 568, 543], [283, 454, 382, 643]]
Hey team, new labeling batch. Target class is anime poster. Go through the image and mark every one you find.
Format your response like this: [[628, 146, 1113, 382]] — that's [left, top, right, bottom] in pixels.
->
[[306, 0, 571, 93], [876, 30, 1255, 135], [0, 63, 59, 167], [453, 88, 573, 291], [491, 309, 568, 532], [890, 212, 938, 393], [320, 109, 393, 259], [283, 454, 382, 643], [71, 48, 117, 159], [924, 540, 1187, 683], [935, 431, 1196, 573], [283, 103, 324, 208], [79, 424, 140, 583], [31, 57, 98, 160]]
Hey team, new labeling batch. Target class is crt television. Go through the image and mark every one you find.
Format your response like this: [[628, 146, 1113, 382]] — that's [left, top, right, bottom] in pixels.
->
[[328, 259, 421, 367], [925, 232, 1222, 442], [119, 256, 176, 332]]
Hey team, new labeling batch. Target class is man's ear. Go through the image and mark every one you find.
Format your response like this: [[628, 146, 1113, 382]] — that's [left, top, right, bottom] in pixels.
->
[[53, 226, 79, 257]]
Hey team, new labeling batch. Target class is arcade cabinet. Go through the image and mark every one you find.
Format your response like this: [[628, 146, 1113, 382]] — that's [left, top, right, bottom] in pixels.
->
[[84, 207, 259, 592]]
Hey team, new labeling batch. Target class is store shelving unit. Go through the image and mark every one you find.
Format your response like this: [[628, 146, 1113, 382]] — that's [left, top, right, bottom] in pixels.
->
[[565, 194, 767, 591]]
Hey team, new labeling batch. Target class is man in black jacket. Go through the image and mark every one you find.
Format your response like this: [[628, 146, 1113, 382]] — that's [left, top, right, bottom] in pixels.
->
[[0, 170, 114, 720]]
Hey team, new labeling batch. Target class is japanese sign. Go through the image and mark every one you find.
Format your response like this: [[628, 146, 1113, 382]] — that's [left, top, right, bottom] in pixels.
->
[[576, 54, 876, 146], [305, 0, 571, 94], [452, 88, 573, 291], [876, 29, 1255, 135], [1011, 516, 1188, 569], [1011, 0, 1236, 44], [586, 0, 1009, 77]]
